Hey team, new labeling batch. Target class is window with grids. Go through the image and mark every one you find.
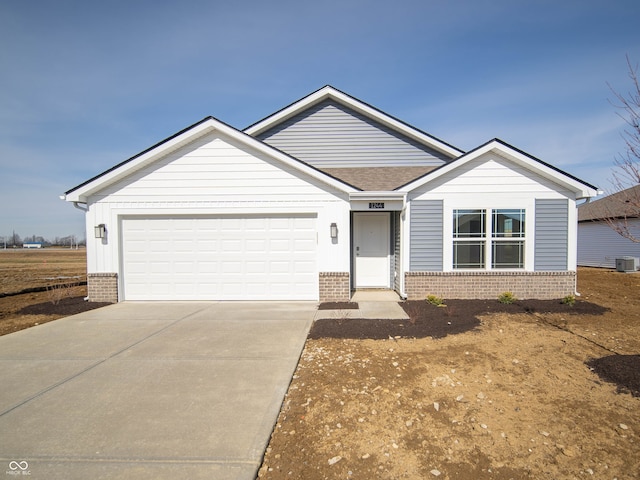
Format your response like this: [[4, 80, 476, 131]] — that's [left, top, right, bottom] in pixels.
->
[[453, 209, 525, 269]]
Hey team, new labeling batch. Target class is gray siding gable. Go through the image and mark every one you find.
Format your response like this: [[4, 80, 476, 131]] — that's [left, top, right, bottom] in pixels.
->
[[535, 199, 569, 271], [256, 100, 453, 169], [410, 200, 443, 271]]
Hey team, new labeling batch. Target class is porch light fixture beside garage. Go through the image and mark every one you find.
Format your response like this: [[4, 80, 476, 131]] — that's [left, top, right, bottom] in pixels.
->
[[330, 223, 338, 239], [94, 224, 106, 239]]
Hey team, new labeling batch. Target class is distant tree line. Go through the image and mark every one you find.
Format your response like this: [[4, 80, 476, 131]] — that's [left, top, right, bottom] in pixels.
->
[[0, 232, 86, 248]]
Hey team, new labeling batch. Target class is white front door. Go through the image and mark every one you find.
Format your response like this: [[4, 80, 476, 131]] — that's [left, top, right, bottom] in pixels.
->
[[353, 212, 390, 288]]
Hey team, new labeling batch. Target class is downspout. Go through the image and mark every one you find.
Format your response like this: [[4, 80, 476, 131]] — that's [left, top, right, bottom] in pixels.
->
[[63, 197, 90, 300], [73, 201, 88, 212], [398, 195, 408, 300]]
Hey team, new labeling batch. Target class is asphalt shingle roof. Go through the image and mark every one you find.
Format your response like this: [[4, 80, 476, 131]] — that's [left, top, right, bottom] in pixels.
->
[[578, 185, 640, 221], [321, 166, 437, 191]]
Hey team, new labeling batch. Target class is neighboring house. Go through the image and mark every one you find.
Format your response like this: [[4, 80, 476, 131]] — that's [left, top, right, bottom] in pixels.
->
[[578, 185, 640, 268], [63, 86, 598, 303]]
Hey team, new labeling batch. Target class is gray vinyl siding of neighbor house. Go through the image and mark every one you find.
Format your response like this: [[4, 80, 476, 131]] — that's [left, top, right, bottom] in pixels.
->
[[534, 199, 569, 270], [578, 219, 640, 268], [256, 100, 452, 168], [410, 200, 443, 271]]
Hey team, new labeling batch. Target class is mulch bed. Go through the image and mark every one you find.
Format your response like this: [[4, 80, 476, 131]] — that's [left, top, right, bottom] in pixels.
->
[[310, 298, 609, 340], [318, 302, 359, 310], [18, 296, 112, 316], [587, 355, 640, 397], [309, 315, 480, 340]]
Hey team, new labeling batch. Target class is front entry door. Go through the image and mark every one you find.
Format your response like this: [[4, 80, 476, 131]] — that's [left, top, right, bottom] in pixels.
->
[[353, 212, 390, 288]]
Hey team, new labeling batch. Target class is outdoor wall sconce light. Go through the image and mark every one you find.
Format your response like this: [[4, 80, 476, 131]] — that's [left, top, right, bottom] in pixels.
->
[[94, 224, 106, 239], [330, 223, 338, 239]]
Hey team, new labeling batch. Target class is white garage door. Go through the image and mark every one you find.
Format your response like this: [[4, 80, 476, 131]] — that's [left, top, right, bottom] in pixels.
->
[[121, 216, 317, 300]]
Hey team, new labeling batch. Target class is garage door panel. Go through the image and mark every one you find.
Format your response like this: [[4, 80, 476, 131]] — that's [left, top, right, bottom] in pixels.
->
[[174, 261, 196, 273], [246, 261, 267, 274], [246, 239, 266, 252], [269, 239, 291, 251], [222, 239, 242, 253], [122, 216, 317, 300], [196, 283, 218, 295], [150, 262, 171, 274], [245, 218, 267, 229], [196, 239, 218, 249], [198, 261, 218, 274], [269, 261, 289, 274]]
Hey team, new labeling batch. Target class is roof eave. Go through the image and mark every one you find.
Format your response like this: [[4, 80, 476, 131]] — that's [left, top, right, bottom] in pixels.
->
[[64, 116, 358, 203], [398, 139, 600, 198]]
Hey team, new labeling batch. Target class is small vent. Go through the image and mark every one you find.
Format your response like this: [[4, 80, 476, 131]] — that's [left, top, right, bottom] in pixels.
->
[[615, 257, 639, 273]]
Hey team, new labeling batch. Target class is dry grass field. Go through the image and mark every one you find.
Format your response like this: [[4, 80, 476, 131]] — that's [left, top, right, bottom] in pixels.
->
[[0, 248, 93, 335], [0, 248, 87, 293]]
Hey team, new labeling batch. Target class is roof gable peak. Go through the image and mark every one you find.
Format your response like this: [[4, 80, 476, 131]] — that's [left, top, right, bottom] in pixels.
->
[[244, 86, 463, 159], [64, 115, 358, 202], [398, 138, 599, 198]]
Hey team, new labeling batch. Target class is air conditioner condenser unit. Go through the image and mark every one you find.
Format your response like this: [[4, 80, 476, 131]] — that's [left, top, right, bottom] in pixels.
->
[[615, 257, 639, 273]]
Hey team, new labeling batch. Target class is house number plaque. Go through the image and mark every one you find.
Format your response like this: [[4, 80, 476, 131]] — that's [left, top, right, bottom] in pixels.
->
[[369, 202, 385, 209]]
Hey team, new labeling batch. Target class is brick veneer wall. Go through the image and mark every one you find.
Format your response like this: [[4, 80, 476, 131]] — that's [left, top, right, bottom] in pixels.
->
[[87, 273, 118, 303], [319, 272, 351, 302], [405, 271, 576, 300]]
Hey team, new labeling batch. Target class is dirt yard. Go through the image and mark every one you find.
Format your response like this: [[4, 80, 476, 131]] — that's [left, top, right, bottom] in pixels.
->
[[2, 251, 639, 478], [0, 248, 108, 335], [258, 268, 640, 480]]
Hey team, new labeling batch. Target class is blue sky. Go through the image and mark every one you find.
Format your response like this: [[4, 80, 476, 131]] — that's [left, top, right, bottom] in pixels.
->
[[1, 0, 639, 241]]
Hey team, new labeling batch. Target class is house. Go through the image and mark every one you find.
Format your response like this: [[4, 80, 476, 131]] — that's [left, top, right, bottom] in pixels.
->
[[578, 185, 640, 268], [63, 86, 599, 303]]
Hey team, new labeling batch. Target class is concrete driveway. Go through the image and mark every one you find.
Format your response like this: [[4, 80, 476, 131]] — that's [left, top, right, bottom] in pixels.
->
[[0, 302, 315, 479]]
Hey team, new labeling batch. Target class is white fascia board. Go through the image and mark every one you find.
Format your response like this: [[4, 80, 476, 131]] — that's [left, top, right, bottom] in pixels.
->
[[244, 86, 463, 159], [494, 147, 599, 198], [244, 86, 334, 136], [350, 191, 406, 201], [65, 117, 356, 203], [350, 191, 406, 211], [215, 121, 358, 194], [65, 120, 217, 203], [400, 140, 600, 199]]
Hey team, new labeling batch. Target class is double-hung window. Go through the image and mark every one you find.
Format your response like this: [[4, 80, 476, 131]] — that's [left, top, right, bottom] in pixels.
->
[[453, 209, 525, 269], [452, 209, 485, 268]]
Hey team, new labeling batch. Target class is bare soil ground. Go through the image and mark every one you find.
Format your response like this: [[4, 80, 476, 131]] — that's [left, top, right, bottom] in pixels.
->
[[2, 252, 639, 478], [0, 249, 109, 336], [259, 268, 640, 480]]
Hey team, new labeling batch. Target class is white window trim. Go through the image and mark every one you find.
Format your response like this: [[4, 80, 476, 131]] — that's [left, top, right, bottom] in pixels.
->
[[444, 204, 534, 271]]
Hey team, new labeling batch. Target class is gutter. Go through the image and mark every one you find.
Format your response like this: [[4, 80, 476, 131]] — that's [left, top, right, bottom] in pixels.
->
[[73, 202, 89, 212], [60, 194, 89, 212]]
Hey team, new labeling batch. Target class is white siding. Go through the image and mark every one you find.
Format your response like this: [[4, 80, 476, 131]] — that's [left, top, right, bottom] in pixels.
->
[[95, 132, 340, 202], [411, 154, 574, 199], [578, 219, 640, 268], [84, 130, 352, 283]]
